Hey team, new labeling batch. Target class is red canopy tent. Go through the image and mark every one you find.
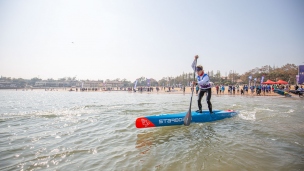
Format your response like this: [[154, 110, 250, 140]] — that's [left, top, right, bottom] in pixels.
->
[[276, 80, 288, 84], [262, 80, 276, 85]]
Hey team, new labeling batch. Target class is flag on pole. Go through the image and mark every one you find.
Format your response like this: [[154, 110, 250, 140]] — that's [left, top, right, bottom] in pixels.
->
[[261, 76, 264, 84], [134, 80, 138, 90], [191, 59, 197, 71], [248, 76, 252, 86], [299, 65, 304, 84]]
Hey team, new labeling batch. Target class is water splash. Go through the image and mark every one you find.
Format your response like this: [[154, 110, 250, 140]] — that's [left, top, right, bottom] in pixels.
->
[[238, 110, 256, 121], [284, 109, 294, 113]]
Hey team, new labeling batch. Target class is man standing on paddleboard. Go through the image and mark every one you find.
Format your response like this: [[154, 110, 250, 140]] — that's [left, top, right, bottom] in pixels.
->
[[192, 55, 213, 114]]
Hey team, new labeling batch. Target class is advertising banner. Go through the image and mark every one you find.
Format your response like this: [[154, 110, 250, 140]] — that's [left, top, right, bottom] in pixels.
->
[[299, 65, 304, 84]]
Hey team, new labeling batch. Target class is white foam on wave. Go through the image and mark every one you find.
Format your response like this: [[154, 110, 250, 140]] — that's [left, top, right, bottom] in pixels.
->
[[294, 142, 303, 146], [238, 110, 256, 121], [277, 104, 291, 108], [284, 109, 294, 113], [0, 106, 89, 122], [254, 107, 274, 112], [107, 105, 124, 109]]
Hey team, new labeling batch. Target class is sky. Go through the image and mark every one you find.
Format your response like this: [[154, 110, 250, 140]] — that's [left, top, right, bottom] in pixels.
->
[[0, 0, 303, 81]]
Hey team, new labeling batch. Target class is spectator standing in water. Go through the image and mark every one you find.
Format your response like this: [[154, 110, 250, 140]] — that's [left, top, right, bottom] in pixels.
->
[[236, 84, 239, 93], [245, 85, 249, 94]]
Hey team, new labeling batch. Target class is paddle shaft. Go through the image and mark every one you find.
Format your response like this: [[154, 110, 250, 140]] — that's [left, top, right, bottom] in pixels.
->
[[188, 59, 197, 110], [184, 58, 197, 126]]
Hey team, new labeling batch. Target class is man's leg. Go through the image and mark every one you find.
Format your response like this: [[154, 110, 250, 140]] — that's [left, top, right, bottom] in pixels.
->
[[197, 90, 205, 113], [206, 88, 212, 114]]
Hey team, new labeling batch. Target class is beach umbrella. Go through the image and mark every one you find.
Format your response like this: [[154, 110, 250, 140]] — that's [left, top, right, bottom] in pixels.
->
[[276, 80, 288, 84], [262, 80, 276, 84], [262, 80, 276, 85]]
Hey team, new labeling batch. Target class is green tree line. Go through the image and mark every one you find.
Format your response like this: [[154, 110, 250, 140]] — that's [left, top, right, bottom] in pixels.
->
[[0, 63, 299, 87]]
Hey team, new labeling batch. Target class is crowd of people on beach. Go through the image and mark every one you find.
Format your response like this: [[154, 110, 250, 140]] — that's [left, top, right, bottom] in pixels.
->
[[128, 83, 304, 97], [70, 82, 303, 98], [191, 83, 303, 97], [212, 84, 278, 96], [75, 83, 302, 97], [133, 86, 185, 93]]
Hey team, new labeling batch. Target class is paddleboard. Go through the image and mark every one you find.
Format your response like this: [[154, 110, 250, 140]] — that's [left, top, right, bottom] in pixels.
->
[[273, 89, 292, 97], [135, 109, 238, 128]]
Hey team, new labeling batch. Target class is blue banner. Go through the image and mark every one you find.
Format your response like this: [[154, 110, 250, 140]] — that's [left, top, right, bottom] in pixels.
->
[[134, 80, 138, 89], [299, 65, 304, 84], [248, 75, 252, 86]]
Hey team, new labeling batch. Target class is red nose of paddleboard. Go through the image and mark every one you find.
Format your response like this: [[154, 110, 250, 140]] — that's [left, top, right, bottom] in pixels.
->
[[135, 117, 155, 128]]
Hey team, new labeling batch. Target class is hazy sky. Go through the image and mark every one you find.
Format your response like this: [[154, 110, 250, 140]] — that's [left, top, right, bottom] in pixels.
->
[[0, 0, 303, 81]]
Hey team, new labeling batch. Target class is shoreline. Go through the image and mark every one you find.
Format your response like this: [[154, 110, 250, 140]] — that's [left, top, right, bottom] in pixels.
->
[[0, 86, 285, 96]]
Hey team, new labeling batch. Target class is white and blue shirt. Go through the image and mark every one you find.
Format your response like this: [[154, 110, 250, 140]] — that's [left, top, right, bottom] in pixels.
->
[[197, 74, 211, 89]]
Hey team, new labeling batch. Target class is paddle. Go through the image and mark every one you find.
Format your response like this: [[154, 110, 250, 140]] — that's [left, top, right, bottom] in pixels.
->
[[184, 56, 198, 126]]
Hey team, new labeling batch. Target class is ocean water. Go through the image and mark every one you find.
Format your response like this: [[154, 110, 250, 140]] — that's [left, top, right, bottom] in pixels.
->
[[0, 90, 303, 171]]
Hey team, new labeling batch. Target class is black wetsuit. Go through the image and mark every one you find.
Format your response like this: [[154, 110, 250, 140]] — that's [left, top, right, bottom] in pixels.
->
[[196, 73, 212, 113], [197, 88, 212, 113]]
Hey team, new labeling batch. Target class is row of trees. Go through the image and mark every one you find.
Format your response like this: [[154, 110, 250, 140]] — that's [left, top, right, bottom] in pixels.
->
[[0, 63, 299, 88], [138, 63, 298, 86], [239, 64, 298, 85]]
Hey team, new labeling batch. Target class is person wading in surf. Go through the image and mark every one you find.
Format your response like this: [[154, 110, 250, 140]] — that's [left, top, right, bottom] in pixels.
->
[[192, 55, 213, 114]]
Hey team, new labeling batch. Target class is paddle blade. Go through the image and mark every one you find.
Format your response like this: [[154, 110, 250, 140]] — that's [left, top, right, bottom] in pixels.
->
[[183, 110, 192, 126]]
